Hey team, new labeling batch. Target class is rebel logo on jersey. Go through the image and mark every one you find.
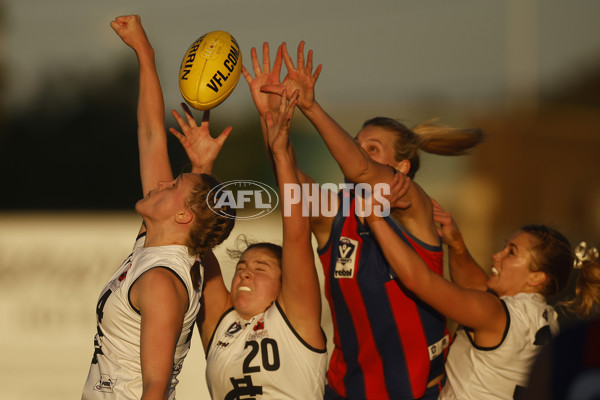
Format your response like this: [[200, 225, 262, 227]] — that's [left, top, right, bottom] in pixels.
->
[[334, 237, 358, 279]]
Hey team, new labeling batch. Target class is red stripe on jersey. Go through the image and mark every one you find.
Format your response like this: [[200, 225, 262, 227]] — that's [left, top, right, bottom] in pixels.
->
[[333, 213, 390, 399], [323, 263, 347, 397], [339, 277, 390, 398], [385, 280, 430, 396], [403, 233, 444, 276], [392, 225, 445, 396]]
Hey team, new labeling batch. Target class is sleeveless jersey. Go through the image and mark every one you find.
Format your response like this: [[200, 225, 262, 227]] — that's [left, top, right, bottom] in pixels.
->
[[441, 292, 558, 400], [206, 301, 327, 400], [82, 233, 201, 400], [318, 191, 448, 399]]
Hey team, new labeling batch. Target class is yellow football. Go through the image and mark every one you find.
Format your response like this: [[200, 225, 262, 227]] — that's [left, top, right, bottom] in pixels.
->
[[178, 31, 242, 111]]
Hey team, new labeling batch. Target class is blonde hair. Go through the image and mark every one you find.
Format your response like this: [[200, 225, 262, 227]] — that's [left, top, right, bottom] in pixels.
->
[[185, 173, 235, 289], [522, 226, 600, 319], [521, 225, 573, 299], [361, 117, 484, 178], [563, 244, 600, 318]]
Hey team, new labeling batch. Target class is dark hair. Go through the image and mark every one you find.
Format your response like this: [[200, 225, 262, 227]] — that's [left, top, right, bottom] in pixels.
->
[[186, 173, 235, 289], [227, 234, 282, 267], [361, 117, 484, 178]]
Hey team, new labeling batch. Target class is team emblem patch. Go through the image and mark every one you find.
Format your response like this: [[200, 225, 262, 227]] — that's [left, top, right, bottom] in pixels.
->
[[334, 237, 358, 279], [94, 374, 117, 393]]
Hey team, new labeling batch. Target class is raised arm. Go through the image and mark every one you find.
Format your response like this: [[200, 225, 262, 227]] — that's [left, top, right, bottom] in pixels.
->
[[262, 41, 396, 188], [267, 92, 325, 350], [243, 42, 334, 248], [111, 15, 187, 399], [431, 199, 488, 290], [110, 15, 173, 194]]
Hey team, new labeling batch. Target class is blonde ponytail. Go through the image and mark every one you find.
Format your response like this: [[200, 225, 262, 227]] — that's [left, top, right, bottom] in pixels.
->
[[562, 242, 600, 318], [361, 117, 484, 178], [412, 119, 485, 156]]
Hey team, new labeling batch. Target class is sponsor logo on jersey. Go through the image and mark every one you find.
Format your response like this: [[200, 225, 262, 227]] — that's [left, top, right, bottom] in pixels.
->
[[226, 321, 242, 336], [248, 317, 268, 340], [428, 334, 450, 360], [248, 329, 268, 341], [253, 317, 264, 331], [334, 237, 358, 279], [118, 267, 130, 282], [94, 374, 117, 393], [216, 340, 230, 348]]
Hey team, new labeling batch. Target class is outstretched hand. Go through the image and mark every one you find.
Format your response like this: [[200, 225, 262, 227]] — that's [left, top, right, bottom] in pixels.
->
[[261, 41, 322, 112], [431, 198, 463, 250], [242, 43, 284, 117], [362, 171, 412, 219], [387, 171, 412, 210], [170, 104, 233, 174], [264, 90, 299, 157], [110, 15, 151, 52]]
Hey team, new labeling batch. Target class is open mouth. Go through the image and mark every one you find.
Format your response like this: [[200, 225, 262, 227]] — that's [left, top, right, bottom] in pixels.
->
[[238, 286, 252, 292], [490, 267, 499, 276]]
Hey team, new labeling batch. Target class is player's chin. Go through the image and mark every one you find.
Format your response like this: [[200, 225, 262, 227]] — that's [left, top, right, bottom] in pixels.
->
[[134, 198, 149, 215]]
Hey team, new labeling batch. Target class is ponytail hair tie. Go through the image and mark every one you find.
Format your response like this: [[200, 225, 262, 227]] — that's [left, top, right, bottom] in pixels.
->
[[573, 241, 599, 269]]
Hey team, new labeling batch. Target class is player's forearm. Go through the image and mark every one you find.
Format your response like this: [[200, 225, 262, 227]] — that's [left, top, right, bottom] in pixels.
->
[[274, 151, 309, 240], [447, 240, 488, 290], [136, 47, 165, 143], [301, 102, 375, 182], [136, 46, 172, 189]]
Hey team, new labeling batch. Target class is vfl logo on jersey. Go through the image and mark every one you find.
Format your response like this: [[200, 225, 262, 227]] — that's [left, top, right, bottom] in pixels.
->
[[94, 374, 117, 393], [226, 321, 242, 336], [334, 237, 358, 279]]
